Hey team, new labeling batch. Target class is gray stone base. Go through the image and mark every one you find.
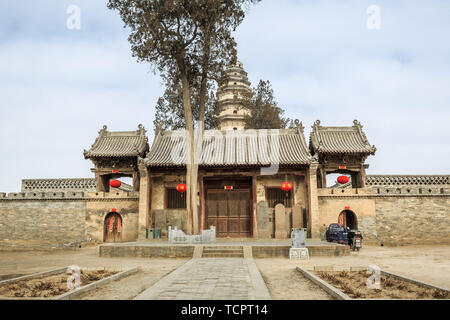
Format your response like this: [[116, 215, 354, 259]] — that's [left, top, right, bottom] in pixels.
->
[[289, 248, 309, 260]]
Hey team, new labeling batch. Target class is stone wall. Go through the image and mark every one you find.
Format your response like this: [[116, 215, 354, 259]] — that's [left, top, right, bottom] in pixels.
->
[[0, 199, 86, 249], [375, 196, 450, 245], [318, 187, 450, 245], [85, 191, 139, 243], [0, 190, 140, 248]]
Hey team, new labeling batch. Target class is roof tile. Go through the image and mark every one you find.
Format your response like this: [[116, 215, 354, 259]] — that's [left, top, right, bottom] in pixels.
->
[[145, 127, 313, 167]]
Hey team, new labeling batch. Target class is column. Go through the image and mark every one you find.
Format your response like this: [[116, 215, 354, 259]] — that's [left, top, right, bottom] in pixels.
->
[[137, 164, 151, 240], [307, 163, 320, 239], [132, 171, 140, 192], [252, 174, 259, 238], [360, 164, 367, 188], [199, 174, 205, 231]]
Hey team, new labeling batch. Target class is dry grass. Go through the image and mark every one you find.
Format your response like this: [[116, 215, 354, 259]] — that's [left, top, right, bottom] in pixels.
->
[[0, 270, 117, 298], [314, 271, 449, 299]]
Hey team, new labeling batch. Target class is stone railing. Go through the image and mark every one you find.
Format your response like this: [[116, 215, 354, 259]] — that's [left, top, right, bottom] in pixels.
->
[[21, 178, 96, 192], [365, 175, 449, 186], [0, 191, 86, 199], [318, 186, 449, 196]]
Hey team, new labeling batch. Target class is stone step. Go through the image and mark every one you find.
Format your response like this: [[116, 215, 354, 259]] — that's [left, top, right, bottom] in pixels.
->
[[202, 249, 243, 254], [202, 252, 244, 258], [203, 246, 243, 250], [202, 245, 244, 258]]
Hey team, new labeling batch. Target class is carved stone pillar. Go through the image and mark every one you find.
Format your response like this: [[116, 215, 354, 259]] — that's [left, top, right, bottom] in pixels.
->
[[132, 171, 140, 192], [95, 173, 109, 192], [137, 163, 151, 240], [360, 164, 367, 188], [307, 163, 320, 239]]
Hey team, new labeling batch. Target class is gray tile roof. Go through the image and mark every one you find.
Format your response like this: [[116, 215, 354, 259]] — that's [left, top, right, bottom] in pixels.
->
[[310, 120, 376, 155], [84, 124, 149, 158], [144, 126, 313, 167]]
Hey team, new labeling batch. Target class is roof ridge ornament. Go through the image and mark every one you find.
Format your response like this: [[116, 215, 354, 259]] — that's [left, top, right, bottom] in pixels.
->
[[353, 119, 361, 127], [99, 125, 108, 136], [353, 119, 372, 146], [155, 121, 164, 136], [294, 119, 304, 133]]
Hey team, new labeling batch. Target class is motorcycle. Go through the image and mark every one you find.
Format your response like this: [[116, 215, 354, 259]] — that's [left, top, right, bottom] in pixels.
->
[[347, 229, 363, 251]]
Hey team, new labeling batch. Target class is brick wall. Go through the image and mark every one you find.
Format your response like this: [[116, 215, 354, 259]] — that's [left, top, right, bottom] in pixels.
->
[[318, 187, 450, 245], [375, 196, 450, 245], [0, 199, 86, 249]]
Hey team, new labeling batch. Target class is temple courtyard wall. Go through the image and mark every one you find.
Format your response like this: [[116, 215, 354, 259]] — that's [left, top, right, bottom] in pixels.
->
[[0, 185, 449, 249], [317, 186, 450, 246], [0, 197, 86, 249]]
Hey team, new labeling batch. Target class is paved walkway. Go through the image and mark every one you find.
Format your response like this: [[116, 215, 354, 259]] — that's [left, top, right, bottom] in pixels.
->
[[134, 258, 271, 300]]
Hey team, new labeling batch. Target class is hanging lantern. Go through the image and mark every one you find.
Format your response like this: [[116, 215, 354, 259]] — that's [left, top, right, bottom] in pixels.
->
[[176, 183, 187, 198], [281, 182, 293, 197], [109, 180, 121, 188], [337, 175, 349, 184]]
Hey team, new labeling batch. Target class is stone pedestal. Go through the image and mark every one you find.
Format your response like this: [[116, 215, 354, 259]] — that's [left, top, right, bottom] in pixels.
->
[[289, 248, 309, 260]]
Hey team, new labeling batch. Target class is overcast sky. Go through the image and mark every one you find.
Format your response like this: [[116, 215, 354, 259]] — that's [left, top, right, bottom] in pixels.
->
[[0, 0, 449, 192]]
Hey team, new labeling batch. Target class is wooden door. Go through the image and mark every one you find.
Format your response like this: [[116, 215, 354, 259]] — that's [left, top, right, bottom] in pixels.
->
[[206, 189, 250, 237], [104, 213, 122, 243]]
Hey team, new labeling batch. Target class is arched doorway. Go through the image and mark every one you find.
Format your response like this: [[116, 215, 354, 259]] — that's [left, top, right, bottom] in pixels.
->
[[338, 210, 358, 230], [104, 212, 122, 243]]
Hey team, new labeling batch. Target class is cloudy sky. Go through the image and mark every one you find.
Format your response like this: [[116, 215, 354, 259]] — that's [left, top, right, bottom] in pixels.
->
[[0, 0, 449, 192]]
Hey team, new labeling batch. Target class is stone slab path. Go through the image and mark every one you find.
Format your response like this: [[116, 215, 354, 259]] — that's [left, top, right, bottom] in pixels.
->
[[134, 258, 271, 300]]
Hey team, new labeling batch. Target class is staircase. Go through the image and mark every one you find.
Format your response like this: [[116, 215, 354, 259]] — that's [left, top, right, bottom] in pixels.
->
[[202, 246, 244, 258]]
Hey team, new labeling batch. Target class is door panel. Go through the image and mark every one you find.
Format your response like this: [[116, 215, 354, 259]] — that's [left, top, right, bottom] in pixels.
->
[[206, 189, 251, 237], [104, 213, 122, 243]]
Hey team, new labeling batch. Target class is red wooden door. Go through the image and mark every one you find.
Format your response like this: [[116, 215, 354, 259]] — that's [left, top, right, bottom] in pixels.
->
[[206, 190, 250, 237], [104, 213, 122, 243]]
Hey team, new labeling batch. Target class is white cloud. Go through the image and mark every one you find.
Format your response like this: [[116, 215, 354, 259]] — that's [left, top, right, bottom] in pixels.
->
[[0, 0, 449, 192]]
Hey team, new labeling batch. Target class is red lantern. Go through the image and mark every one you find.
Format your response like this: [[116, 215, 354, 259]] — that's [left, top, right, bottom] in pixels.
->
[[109, 180, 121, 188], [281, 182, 293, 197], [337, 176, 349, 184], [176, 183, 187, 198]]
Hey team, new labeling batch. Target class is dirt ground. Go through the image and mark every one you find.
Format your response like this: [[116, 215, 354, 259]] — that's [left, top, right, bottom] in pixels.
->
[[0, 244, 449, 299], [256, 261, 333, 299], [0, 270, 117, 298], [255, 244, 450, 299], [0, 247, 188, 299], [314, 271, 448, 299]]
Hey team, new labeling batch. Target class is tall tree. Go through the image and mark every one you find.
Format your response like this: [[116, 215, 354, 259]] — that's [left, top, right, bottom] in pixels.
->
[[108, 0, 259, 234], [153, 78, 221, 132], [242, 80, 292, 129]]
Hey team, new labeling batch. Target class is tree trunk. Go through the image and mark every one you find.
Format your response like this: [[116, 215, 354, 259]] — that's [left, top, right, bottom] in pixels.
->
[[180, 73, 196, 235], [191, 34, 211, 234]]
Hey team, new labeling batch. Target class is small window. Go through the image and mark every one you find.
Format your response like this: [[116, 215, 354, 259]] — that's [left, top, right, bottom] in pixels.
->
[[166, 188, 186, 209], [266, 188, 292, 208], [233, 110, 238, 114]]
